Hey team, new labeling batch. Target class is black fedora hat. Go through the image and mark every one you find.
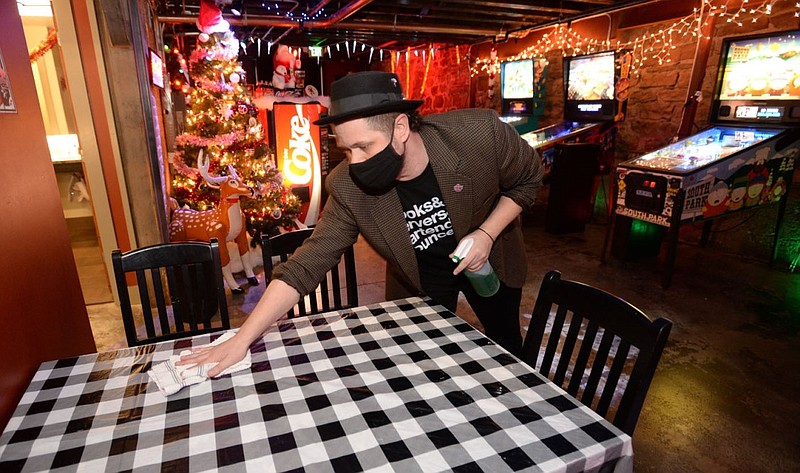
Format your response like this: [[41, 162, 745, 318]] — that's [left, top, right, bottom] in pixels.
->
[[314, 71, 423, 125]]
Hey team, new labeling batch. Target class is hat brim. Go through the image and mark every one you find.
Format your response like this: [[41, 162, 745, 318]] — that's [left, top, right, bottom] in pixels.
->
[[313, 100, 424, 126]]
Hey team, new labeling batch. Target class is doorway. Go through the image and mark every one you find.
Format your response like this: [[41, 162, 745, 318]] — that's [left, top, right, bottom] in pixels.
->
[[18, 0, 115, 305]]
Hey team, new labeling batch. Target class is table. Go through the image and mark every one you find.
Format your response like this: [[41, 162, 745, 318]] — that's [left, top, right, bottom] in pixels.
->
[[0, 298, 633, 472]]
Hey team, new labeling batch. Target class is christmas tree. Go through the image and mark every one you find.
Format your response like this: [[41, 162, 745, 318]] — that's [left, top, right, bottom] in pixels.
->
[[170, 0, 300, 239]]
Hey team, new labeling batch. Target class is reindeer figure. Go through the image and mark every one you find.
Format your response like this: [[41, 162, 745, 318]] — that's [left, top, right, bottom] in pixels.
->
[[169, 151, 259, 294]]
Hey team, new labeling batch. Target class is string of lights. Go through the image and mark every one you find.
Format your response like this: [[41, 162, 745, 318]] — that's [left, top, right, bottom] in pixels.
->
[[470, 0, 800, 78]]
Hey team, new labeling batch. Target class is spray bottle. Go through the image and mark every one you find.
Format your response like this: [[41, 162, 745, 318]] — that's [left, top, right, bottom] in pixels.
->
[[451, 237, 500, 297]]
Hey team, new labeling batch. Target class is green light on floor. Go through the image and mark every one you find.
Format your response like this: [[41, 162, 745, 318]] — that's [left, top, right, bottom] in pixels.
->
[[593, 177, 610, 218], [630, 219, 662, 239], [790, 247, 800, 273]]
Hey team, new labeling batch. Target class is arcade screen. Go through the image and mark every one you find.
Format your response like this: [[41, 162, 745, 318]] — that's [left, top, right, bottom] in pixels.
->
[[501, 59, 534, 99], [566, 51, 615, 100], [718, 30, 800, 101]]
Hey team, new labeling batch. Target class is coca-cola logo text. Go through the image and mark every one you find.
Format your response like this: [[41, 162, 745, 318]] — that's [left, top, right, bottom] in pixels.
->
[[283, 104, 318, 185]]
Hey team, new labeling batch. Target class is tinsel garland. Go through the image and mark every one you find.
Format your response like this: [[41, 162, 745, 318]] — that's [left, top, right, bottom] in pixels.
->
[[170, 152, 201, 179], [29, 28, 58, 63], [189, 36, 238, 64], [194, 76, 235, 93], [176, 130, 245, 147]]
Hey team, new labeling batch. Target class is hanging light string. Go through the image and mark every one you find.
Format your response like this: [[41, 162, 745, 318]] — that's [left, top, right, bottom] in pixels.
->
[[238, 35, 466, 66], [470, 0, 798, 78], [708, 0, 789, 23], [173, 0, 800, 68]]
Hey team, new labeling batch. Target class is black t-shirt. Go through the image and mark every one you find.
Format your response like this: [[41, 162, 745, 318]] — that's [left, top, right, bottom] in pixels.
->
[[395, 164, 459, 304]]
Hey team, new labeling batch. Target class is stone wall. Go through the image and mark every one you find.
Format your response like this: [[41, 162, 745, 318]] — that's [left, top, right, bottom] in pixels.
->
[[379, 46, 472, 115], [613, 22, 698, 160]]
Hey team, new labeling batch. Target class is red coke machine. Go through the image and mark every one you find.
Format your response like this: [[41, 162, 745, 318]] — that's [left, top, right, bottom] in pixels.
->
[[268, 101, 330, 227]]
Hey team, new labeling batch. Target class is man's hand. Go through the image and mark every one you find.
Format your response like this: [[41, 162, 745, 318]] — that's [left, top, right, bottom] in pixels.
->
[[450, 228, 494, 275], [177, 334, 251, 378], [176, 279, 301, 377]]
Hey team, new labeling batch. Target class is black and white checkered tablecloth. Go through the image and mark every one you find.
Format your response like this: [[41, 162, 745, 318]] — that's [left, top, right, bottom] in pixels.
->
[[0, 298, 632, 472]]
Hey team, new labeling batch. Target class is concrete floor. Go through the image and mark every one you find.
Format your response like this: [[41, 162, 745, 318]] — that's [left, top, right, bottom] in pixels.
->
[[86, 202, 800, 472]]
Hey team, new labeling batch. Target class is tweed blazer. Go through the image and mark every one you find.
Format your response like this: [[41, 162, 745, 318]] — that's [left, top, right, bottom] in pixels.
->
[[273, 108, 544, 297]]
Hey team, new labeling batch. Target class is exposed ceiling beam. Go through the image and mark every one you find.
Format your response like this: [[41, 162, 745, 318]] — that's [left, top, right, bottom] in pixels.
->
[[158, 15, 499, 37]]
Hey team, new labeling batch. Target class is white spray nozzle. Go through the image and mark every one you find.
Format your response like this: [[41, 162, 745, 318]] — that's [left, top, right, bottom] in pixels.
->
[[451, 237, 474, 263]]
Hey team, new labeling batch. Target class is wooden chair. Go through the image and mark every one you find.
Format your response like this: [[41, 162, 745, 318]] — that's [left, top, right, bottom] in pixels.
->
[[261, 229, 358, 317], [521, 270, 672, 436], [112, 238, 230, 347]]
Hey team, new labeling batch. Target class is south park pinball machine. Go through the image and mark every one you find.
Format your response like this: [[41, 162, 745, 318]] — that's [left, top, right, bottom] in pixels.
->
[[605, 29, 800, 287]]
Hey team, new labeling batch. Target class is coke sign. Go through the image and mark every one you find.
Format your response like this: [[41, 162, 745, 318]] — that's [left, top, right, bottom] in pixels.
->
[[273, 102, 327, 226]]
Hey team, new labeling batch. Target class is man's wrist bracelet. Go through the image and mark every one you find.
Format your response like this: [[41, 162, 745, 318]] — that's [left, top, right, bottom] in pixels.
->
[[477, 227, 495, 243]]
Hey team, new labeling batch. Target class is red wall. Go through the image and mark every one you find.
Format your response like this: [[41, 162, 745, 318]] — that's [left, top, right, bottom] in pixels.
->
[[0, 0, 96, 430], [379, 46, 473, 115]]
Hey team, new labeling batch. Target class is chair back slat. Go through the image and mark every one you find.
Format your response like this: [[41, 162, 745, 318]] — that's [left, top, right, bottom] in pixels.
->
[[195, 262, 215, 330], [343, 246, 359, 308], [583, 329, 616, 410], [310, 276, 322, 314], [175, 264, 196, 331], [522, 270, 672, 436], [568, 319, 599, 396], [319, 272, 331, 312], [539, 305, 566, 376], [261, 229, 359, 318], [330, 261, 343, 308], [598, 340, 631, 416], [164, 265, 183, 335], [552, 309, 581, 386], [149, 267, 172, 334], [136, 269, 157, 340], [111, 238, 230, 347]]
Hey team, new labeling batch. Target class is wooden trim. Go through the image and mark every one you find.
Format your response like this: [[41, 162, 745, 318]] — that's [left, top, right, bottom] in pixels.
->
[[70, 0, 132, 253]]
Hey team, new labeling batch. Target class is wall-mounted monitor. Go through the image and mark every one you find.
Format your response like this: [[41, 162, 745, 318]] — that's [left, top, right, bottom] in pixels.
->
[[501, 59, 534, 116], [501, 59, 534, 99], [711, 29, 800, 124], [563, 51, 618, 122], [149, 49, 164, 89]]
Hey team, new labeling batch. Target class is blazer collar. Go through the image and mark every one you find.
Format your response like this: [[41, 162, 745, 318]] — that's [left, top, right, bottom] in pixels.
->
[[420, 127, 472, 240]]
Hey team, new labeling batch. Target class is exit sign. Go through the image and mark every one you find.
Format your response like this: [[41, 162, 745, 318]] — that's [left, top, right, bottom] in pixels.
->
[[308, 46, 323, 57]]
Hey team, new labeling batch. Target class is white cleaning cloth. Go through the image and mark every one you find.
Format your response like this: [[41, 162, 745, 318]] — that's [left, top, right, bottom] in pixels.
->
[[147, 330, 251, 396]]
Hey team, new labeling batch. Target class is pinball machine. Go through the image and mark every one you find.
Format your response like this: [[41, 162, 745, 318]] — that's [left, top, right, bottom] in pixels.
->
[[605, 29, 800, 287], [520, 50, 633, 233]]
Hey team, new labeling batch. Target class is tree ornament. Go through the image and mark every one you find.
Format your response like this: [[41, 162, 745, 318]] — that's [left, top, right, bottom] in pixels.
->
[[230, 72, 240, 84], [271, 208, 282, 219], [197, 0, 230, 34], [198, 33, 210, 43]]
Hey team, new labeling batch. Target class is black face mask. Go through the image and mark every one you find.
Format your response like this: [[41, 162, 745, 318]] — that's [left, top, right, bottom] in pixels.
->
[[349, 130, 403, 195]]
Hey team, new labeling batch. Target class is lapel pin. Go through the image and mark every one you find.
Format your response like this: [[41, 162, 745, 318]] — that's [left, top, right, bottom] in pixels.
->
[[453, 184, 464, 193]]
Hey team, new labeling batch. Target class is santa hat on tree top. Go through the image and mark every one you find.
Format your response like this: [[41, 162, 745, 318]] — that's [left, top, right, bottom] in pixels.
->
[[197, 0, 231, 34]]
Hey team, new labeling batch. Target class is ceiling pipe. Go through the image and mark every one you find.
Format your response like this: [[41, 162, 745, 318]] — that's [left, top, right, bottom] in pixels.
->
[[159, 14, 497, 36], [163, 0, 377, 47], [307, 0, 336, 18], [161, 0, 378, 42], [161, 0, 374, 29], [473, 0, 670, 46], [317, 0, 373, 24]]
